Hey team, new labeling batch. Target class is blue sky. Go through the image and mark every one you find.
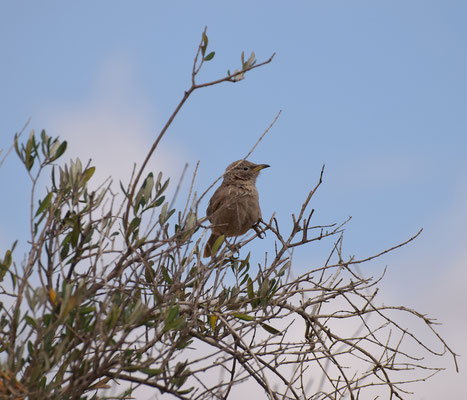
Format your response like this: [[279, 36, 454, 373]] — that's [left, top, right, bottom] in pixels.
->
[[1, 1, 466, 397]]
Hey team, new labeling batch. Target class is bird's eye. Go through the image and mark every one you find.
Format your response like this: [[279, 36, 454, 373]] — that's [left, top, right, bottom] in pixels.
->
[[243, 167, 249, 171]]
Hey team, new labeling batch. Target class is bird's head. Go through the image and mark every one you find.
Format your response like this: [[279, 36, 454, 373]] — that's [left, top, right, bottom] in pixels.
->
[[223, 160, 270, 184]]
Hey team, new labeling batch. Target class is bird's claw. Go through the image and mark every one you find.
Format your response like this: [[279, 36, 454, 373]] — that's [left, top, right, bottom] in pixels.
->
[[253, 222, 266, 239]]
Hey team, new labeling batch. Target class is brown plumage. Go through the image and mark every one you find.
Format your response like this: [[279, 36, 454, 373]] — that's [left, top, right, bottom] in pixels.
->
[[204, 160, 270, 257]]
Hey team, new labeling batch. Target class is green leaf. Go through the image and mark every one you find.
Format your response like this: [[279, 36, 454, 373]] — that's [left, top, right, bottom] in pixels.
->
[[239, 253, 250, 271], [159, 202, 168, 224], [129, 217, 141, 231], [135, 173, 155, 212], [155, 171, 163, 190], [143, 173, 154, 201], [204, 51, 215, 61], [144, 265, 155, 283], [70, 219, 80, 248], [177, 387, 194, 395], [211, 234, 225, 256], [25, 315, 36, 328], [60, 242, 70, 260], [105, 305, 120, 330], [39, 376, 47, 389], [25, 130, 37, 171], [82, 226, 94, 244], [159, 204, 175, 225], [239, 272, 250, 286], [260, 322, 281, 335], [10, 271, 16, 289], [201, 32, 208, 56], [176, 337, 193, 350], [166, 305, 179, 325], [180, 211, 197, 241], [134, 188, 145, 214], [232, 313, 254, 321], [247, 277, 255, 300], [141, 368, 163, 376], [166, 208, 175, 221], [152, 195, 165, 207], [40, 129, 48, 143], [246, 51, 256, 67], [50, 141, 67, 162], [259, 278, 271, 298], [82, 166, 95, 184], [35, 192, 53, 217], [158, 178, 170, 196], [161, 265, 173, 284], [278, 261, 291, 277], [79, 306, 96, 315], [122, 365, 139, 373], [0, 242, 17, 280], [3, 250, 12, 268], [0, 266, 8, 282]]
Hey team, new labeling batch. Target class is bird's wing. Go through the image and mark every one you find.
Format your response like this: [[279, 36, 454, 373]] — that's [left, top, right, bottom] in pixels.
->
[[206, 185, 244, 220], [206, 186, 223, 219]]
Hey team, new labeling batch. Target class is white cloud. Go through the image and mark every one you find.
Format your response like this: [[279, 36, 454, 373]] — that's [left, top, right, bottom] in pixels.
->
[[377, 177, 467, 398], [43, 53, 187, 190]]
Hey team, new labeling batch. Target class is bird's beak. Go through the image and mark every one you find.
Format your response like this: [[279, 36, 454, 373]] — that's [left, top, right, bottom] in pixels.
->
[[253, 164, 270, 172]]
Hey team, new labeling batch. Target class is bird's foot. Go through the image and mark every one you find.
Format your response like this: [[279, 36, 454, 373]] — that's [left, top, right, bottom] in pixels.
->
[[253, 221, 267, 239]]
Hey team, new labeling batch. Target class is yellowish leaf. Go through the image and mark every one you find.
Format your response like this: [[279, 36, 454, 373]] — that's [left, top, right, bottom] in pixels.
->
[[49, 288, 57, 306], [210, 315, 218, 331]]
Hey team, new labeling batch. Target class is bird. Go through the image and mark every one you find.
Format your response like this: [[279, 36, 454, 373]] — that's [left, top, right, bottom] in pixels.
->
[[204, 160, 269, 257]]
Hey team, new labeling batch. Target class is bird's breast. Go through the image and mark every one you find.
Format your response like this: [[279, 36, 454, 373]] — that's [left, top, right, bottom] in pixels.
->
[[210, 184, 261, 236]]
